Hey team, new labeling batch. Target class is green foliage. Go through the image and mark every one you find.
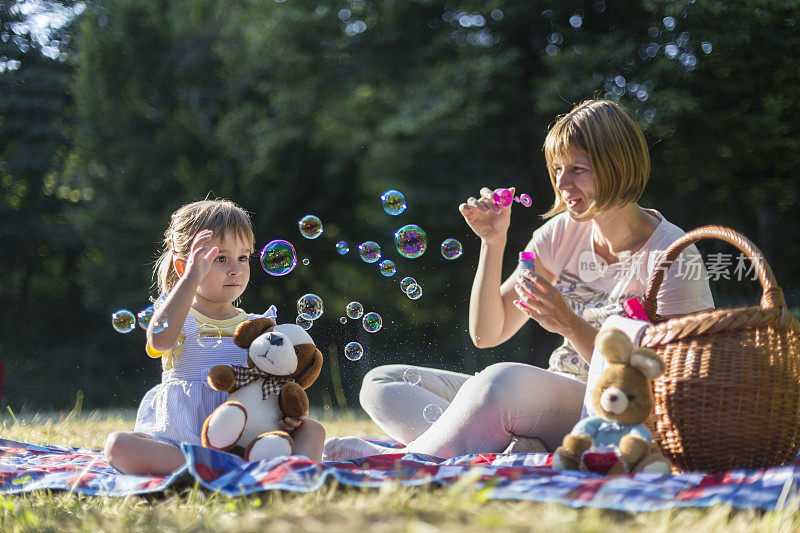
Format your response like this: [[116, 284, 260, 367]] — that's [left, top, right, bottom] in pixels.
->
[[2, 0, 799, 410]]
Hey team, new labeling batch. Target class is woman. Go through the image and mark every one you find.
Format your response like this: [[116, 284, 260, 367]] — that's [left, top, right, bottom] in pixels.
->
[[324, 99, 713, 460]]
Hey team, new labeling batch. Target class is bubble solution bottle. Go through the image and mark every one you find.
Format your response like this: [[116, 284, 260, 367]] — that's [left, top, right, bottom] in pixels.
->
[[518, 251, 536, 272]]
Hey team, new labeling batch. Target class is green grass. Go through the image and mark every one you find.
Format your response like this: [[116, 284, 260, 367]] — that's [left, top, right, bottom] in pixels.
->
[[1, 409, 799, 532]]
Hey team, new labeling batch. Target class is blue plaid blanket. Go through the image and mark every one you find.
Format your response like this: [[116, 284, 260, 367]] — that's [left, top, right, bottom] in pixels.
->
[[2, 437, 799, 512]]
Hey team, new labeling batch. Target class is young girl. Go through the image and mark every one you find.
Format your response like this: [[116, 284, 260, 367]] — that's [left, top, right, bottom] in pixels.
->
[[105, 199, 325, 475]]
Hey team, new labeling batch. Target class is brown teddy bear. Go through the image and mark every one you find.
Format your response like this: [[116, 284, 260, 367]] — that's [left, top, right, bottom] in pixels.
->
[[552, 328, 672, 475], [200, 318, 322, 461]]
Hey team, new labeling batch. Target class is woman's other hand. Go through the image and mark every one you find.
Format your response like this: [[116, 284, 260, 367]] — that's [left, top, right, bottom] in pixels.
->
[[459, 187, 513, 245], [513, 270, 579, 336]]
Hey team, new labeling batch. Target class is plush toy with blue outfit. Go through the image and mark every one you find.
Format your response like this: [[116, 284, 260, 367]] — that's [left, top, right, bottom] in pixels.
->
[[552, 328, 672, 475]]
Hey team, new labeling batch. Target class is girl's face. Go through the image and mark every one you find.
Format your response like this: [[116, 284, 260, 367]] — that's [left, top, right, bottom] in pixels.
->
[[552, 147, 597, 218], [195, 231, 252, 306]]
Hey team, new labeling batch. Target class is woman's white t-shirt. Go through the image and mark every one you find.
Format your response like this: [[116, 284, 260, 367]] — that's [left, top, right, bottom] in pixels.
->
[[530, 209, 714, 378]]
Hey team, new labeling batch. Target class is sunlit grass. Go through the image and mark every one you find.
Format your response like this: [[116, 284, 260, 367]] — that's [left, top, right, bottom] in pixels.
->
[[1, 409, 799, 532]]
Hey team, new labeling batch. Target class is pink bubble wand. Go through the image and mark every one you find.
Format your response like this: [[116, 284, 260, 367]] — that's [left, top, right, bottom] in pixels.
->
[[493, 188, 532, 208]]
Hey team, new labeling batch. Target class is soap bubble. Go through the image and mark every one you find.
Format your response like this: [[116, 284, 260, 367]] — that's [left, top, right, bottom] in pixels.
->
[[518, 193, 532, 207], [344, 341, 364, 361], [297, 293, 324, 320], [362, 312, 382, 333], [403, 368, 422, 386], [378, 259, 396, 277], [336, 241, 350, 255], [405, 283, 422, 300], [197, 323, 222, 348], [137, 306, 153, 329], [298, 215, 323, 239], [296, 313, 314, 330], [138, 305, 168, 333], [400, 276, 417, 293], [423, 404, 443, 423], [260, 240, 297, 276], [302, 258, 310, 266], [346, 301, 364, 319], [359, 241, 382, 263], [339, 316, 347, 324], [111, 309, 136, 334], [440, 238, 463, 260], [395, 224, 427, 258], [380, 189, 407, 216]]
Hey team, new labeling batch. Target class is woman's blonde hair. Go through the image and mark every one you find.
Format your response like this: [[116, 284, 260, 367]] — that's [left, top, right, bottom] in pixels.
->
[[542, 99, 650, 221], [153, 199, 254, 295]]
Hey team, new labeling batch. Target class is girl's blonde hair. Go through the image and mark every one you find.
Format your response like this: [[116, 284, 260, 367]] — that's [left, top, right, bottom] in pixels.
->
[[153, 199, 254, 295], [542, 99, 650, 221]]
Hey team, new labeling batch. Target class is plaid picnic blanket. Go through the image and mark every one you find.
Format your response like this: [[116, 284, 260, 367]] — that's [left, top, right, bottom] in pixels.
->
[[2, 437, 800, 512]]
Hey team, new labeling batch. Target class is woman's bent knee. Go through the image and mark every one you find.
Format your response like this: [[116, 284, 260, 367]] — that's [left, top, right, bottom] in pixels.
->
[[360, 364, 408, 411], [470, 362, 539, 405]]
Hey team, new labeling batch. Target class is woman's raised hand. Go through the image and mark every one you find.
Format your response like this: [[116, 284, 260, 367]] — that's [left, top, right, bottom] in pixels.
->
[[458, 187, 513, 244], [184, 229, 219, 282]]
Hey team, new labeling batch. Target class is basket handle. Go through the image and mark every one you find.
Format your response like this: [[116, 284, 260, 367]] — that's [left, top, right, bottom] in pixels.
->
[[642, 225, 785, 323]]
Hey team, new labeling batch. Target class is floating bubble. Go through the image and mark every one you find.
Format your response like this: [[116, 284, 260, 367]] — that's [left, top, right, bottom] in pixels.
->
[[296, 313, 314, 330], [423, 404, 443, 424], [323, 404, 331, 411], [441, 238, 463, 260], [111, 309, 136, 334], [406, 283, 422, 300], [302, 258, 310, 266], [197, 323, 222, 348], [518, 193, 532, 207], [344, 341, 364, 361], [346, 301, 364, 319], [359, 241, 382, 263], [362, 312, 382, 333], [379, 259, 397, 277], [394, 224, 427, 259], [380, 189, 407, 216], [298, 215, 323, 239], [336, 241, 350, 255], [137, 306, 153, 329], [153, 292, 168, 309], [403, 368, 422, 387], [137, 305, 168, 333], [339, 316, 347, 324], [400, 276, 417, 293], [260, 239, 297, 276], [297, 293, 324, 320]]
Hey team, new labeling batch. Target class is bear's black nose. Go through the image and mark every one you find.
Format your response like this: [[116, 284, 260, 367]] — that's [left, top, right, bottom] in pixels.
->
[[266, 333, 283, 346], [608, 393, 618, 402]]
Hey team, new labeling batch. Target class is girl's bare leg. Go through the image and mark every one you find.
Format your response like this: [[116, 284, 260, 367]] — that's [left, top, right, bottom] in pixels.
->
[[291, 419, 326, 462], [104, 431, 185, 475]]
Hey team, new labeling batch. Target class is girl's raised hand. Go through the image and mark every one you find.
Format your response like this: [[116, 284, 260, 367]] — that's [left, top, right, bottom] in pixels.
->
[[184, 229, 219, 282], [458, 187, 513, 245]]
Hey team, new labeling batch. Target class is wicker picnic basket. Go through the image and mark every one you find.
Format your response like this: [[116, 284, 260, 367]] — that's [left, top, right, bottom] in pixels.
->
[[639, 225, 800, 473]]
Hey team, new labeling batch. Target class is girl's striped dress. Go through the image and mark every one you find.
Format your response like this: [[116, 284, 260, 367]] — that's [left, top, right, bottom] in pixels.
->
[[134, 306, 275, 446]]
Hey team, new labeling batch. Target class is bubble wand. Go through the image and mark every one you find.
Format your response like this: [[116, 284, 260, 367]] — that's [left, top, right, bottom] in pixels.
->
[[493, 188, 532, 208]]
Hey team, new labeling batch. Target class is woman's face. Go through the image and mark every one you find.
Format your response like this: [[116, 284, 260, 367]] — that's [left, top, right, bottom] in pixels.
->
[[552, 147, 596, 218]]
